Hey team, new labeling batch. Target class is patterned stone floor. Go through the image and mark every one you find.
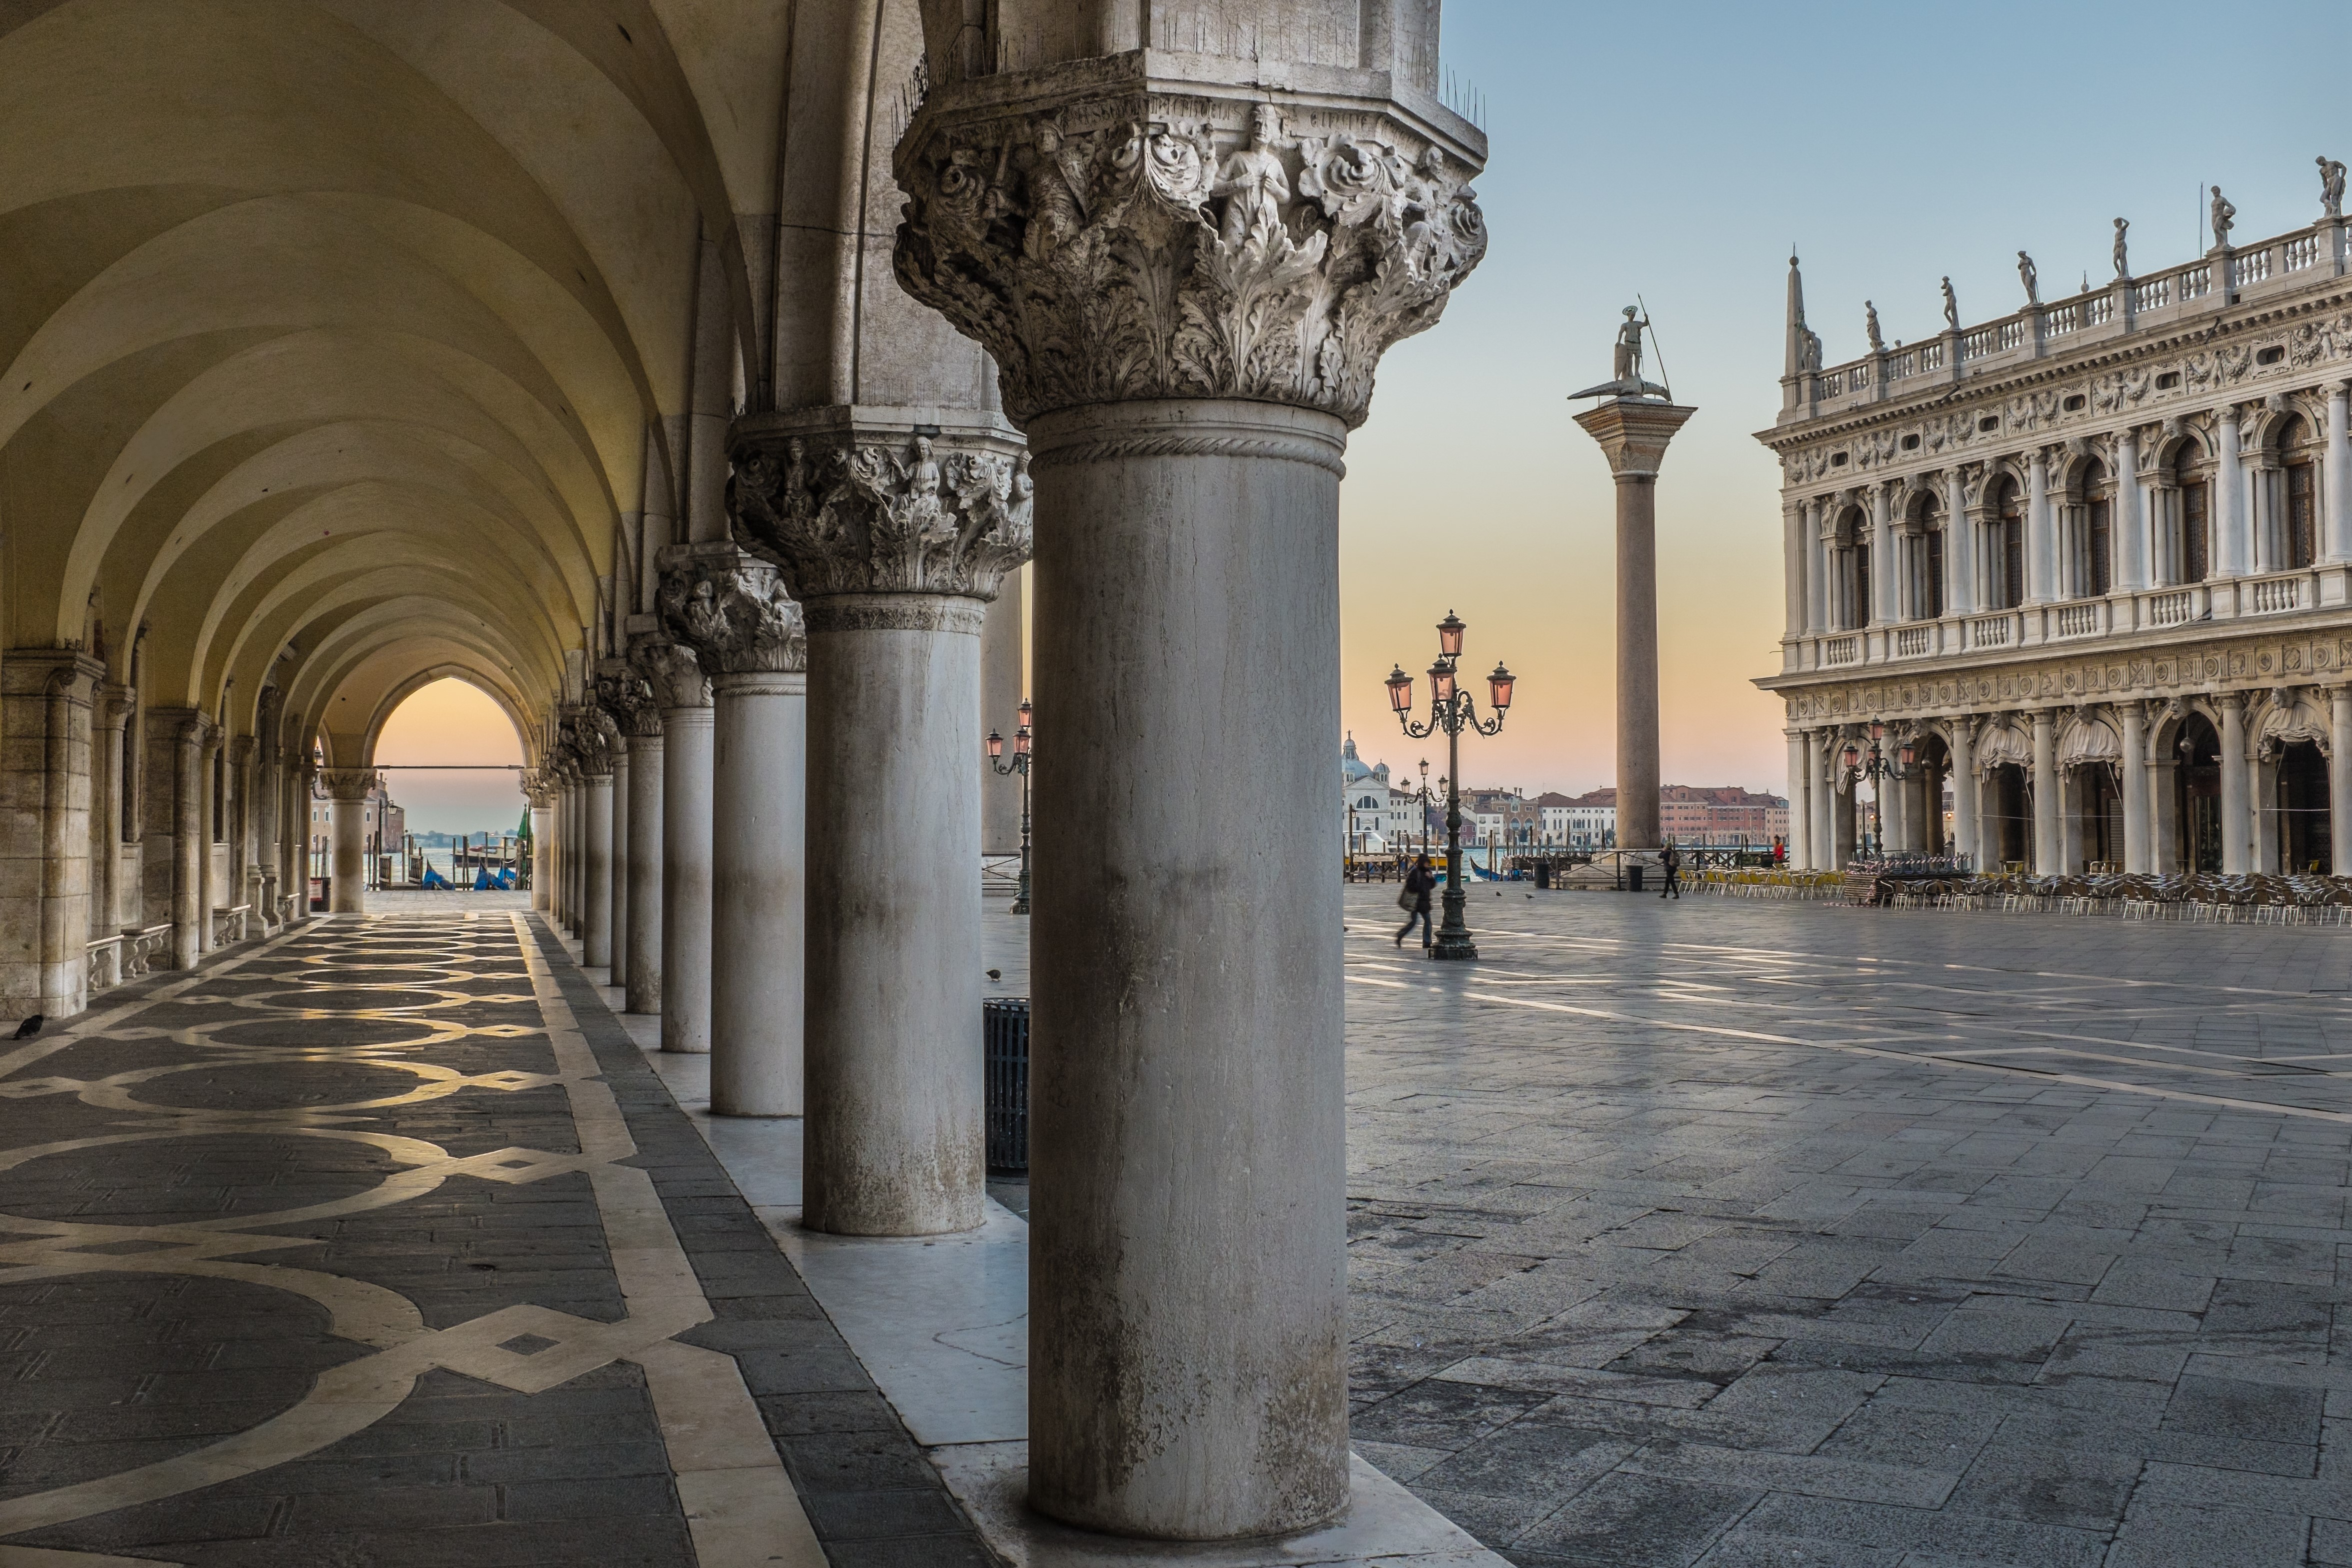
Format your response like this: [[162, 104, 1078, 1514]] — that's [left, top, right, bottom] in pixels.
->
[[0, 910, 988, 1567], [1340, 887, 2352, 1568]]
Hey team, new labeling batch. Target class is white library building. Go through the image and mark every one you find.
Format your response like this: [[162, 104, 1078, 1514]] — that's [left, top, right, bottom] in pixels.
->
[[1760, 167, 2352, 876]]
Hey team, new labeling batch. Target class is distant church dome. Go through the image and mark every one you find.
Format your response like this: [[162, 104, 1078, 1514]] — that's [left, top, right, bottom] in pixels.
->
[[1342, 732, 1378, 783]]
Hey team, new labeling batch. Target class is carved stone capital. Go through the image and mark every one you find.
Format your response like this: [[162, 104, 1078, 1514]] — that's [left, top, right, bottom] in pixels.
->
[[593, 659, 662, 740], [559, 704, 618, 780], [519, 769, 556, 809], [728, 416, 1032, 603], [892, 65, 1486, 431], [656, 542, 806, 676], [627, 631, 710, 712], [319, 768, 377, 803]]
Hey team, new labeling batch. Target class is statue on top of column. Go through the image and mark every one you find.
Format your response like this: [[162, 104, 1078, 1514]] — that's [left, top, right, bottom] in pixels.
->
[[2210, 185, 2236, 249], [1864, 301, 1884, 354], [1940, 277, 1958, 331], [2113, 218, 2129, 278], [1570, 306, 1672, 401], [2017, 252, 2038, 306], [2321, 156, 2346, 220]]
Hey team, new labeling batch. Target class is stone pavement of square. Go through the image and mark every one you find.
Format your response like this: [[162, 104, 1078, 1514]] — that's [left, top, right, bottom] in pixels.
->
[[1340, 887, 2352, 1568], [0, 909, 990, 1567]]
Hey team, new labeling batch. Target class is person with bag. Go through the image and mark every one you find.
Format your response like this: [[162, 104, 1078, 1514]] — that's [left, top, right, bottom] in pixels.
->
[[1395, 854, 1435, 949]]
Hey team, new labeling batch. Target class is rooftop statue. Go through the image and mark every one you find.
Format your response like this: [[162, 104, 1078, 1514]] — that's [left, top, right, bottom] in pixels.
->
[[2322, 156, 2347, 220], [1941, 276, 1958, 331], [2113, 217, 2129, 278], [2211, 185, 2236, 248], [1864, 301, 1883, 354], [1570, 305, 1673, 400], [2017, 251, 2038, 306]]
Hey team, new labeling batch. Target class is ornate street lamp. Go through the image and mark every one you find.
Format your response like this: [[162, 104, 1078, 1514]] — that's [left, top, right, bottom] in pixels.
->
[[986, 698, 1034, 915], [1838, 720, 1911, 857], [1386, 610, 1515, 961]]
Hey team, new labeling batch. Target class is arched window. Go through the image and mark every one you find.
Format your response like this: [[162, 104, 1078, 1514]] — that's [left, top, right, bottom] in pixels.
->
[[2176, 441, 2209, 582], [1908, 493, 1944, 620], [2281, 414, 2318, 570], [1837, 505, 1870, 629]]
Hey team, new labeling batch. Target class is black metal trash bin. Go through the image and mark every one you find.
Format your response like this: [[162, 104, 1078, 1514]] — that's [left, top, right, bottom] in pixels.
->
[[983, 997, 1029, 1174], [1627, 864, 1644, 893], [1534, 862, 1551, 890]]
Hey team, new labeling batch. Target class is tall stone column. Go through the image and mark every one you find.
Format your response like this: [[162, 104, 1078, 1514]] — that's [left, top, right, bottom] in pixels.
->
[[2332, 686, 2352, 874], [1780, 501, 1807, 643], [2025, 448, 2055, 605], [662, 544, 804, 1112], [2030, 709, 2060, 873], [523, 771, 554, 912], [1784, 729, 1810, 866], [0, 651, 102, 1017], [571, 708, 618, 970], [599, 661, 666, 1015], [632, 633, 711, 1052], [2121, 702, 2150, 872], [2325, 386, 2351, 564], [894, 65, 1485, 1537], [2217, 408, 2249, 578], [1946, 469, 1977, 616], [608, 739, 631, 982], [92, 686, 127, 936], [321, 768, 373, 916], [1574, 399, 1694, 853], [2219, 694, 2251, 872], [1950, 719, 1979, 866], [1804, 499, 1828, 633], [732, 416, 1033, 1236], [167, 714, 209, 961], [1811, 732, 1838, 869], [2116, 429, 2148, 591]]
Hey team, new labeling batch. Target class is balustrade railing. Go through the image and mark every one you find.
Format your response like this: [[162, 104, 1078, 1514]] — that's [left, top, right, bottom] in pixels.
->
[[2182, 262, 2213, 298], [1887, 349, 1917, 380], [2087, 294, 2115, 326], [1893, 625, 1932, 657], [2286, 233, 2322, 272], [2250, 573, 2303, 613], [2046, 303, 2078, 337], [2132, 276, 2171, 312], [1996, 319, 2026, 351], [1962, 326, 1998, 359], [2147, 588, 2195, 626], [2235, 248, 2272, 287], [1968, 614, 2013, 648], [1822, 635, 1860, 666], [2053, 602, 2099, 638]]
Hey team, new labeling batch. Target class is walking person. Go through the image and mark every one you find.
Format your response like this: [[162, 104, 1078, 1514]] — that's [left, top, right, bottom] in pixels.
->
[[1659, 839, 1682, 900], [1395, 853, 1435, 949]]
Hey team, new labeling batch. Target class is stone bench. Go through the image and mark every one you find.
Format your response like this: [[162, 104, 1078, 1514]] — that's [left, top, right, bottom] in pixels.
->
[[212, 904, 251, 946], [85, 934, 124, 993], [121, 923, 171, 978]]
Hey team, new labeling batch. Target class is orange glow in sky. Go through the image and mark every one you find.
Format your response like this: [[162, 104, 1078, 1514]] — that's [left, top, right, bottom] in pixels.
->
[[373, 679, 527, 836]]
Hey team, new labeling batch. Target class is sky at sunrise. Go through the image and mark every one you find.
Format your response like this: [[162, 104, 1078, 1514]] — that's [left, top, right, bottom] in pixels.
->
[[384, 0, 2352, 811]]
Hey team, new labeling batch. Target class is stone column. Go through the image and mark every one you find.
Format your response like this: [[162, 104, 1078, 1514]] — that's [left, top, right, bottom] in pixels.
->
[[91, 686, 127, 937], [1781, 500, 1807, 642], [2121, 702, 2150, 872], [981, 572, 1027, 855], [1803, 499, 1828, 633], [599, 661, 666, 1015], [608, 738, 630, 982], [253, 698, 281, 929], [2219, 693, 2251, 873], [2030, 709, 2060, 873], [2326, 385, 2351, 564], [523, 771, 554, 912], [1784, 730, 1810, 867], [633, 633, 711, 1052], [2025, 448, 2055, 605], [1811, 732, 1838, 868], [321, 768, 372, 916], [2217, 407, 2249, 578], [0, 651, 102, 1018], [169, 714, 209, 960], [2116, 429, 2148, 591], [661, 544, 804, 1111], [892, 68, 1485, 1539], [1573, 398, 1693, 852], [571, 707, 618, 970], [1951, 719, 1980, 866], [1945, 469, 1975, 617], [2149, 703, 2182, 872], [1867, 483, 1895, 627], [731, 414, 1033, 1236]]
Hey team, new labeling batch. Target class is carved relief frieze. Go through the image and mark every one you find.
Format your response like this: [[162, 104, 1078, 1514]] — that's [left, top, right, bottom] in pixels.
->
[[657, 549, 806, 676]]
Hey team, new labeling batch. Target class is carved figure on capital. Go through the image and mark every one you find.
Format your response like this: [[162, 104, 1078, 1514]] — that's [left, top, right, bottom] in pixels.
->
[[593, 662, 661, 741], [657, 551, 806, 676], [563, 705, 619, 779], [628, 634, 709, 711], [730, 432, 1033, 602], [892, 81, 1486, 428], [319, 767, 377, 803], [519, 769, 555, 809]]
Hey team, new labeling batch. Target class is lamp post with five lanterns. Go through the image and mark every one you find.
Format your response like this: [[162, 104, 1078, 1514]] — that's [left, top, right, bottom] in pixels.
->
[[1840, 720, 1912, 859], [1386, 611, 1515, 961]]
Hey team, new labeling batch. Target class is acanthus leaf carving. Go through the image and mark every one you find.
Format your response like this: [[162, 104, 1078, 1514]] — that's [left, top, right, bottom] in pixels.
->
[[628, 633, 709, 712], [656, 548, 806, 676], [892, 86, 1485, 430], [592, 661, 661, 740]]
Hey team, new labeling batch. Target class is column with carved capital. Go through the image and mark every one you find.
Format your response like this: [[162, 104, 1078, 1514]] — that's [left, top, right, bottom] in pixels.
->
[[894, 53, 1485, 1536], [2029, 710, 2060, 873], [1574, 399, 1695, 852], [521, 770, 554, 913], [2121, 703, 2150, 873], [731, 414, 1031, 1235], [632, 631, 711, 1052], [1950, 719, 1980, 866], [565, 707, 618, 969], [2331, 686, 2352, 874], [2219, 693, 2252, 873], [91, 685, 129, 936], [0, 651, 103, 1015], [600, 659, 666, 1015], [320, 767, 375, 916], [660, 543, 804, 1113], [593, 667, 636, 985]]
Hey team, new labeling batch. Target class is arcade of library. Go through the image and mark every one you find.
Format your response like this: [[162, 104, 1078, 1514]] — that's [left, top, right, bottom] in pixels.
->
[[1763, 184, 2352, 876], [0, 0, 1492, 1558]]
